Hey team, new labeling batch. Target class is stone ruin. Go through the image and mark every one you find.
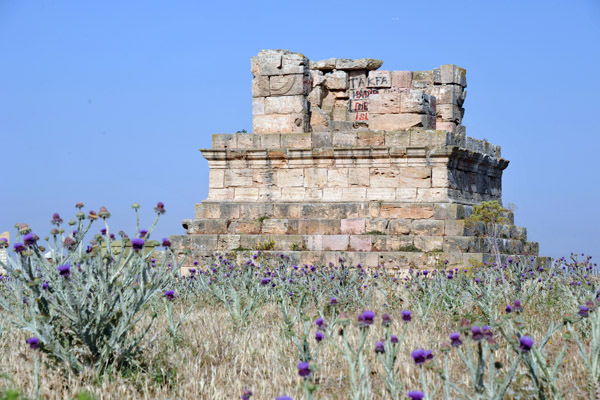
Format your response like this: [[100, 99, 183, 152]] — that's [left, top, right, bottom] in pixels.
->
[[170, 49, 542, 268]]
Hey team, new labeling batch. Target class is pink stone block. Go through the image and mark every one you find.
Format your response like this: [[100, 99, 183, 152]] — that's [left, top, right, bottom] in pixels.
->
[[322, 235, 349, 251], [341, 219, 366, 234], [350, 236, 372, 252]]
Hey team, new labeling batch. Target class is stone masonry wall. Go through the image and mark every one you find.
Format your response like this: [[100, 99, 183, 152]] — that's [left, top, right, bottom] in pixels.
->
[[251, 50, 467, 135]]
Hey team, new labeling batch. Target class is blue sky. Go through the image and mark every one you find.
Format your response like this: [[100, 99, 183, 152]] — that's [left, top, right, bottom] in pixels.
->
[[1, 0, 598, 262]]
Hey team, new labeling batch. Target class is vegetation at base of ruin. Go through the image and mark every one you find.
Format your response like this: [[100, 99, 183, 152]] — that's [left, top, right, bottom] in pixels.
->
[[255, 239, 276, 251], [258, 216, 270, 223], [398, 245, 422, 252], [233, 246, 251, 252], [365, 230, 386, 235], [291, 242, 307, 251], [0, 205, 599, 399]]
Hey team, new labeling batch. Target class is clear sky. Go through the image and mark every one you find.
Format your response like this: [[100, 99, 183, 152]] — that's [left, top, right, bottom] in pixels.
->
[[1, 0, 598, 262]]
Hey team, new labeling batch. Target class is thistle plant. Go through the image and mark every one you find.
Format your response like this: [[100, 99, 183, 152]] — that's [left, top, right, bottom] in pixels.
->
[[569, 299, 600, 399], [0, 202, 180, 376], [375, 312, 409, 400]]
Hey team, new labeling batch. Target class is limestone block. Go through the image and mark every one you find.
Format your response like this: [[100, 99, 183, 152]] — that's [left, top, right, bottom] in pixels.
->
[[305, 188, 323, 200], [271, 203, 299, 219], [332, 132, 358, 147], [308, 86, 325, 108], [414, 236, 444, 252], [322, 235, 349, 251], [212, 134, 236, 149], [258, 188, 282, 201], [445, 220, 465, 236], [253, 114, 301, 134], [306, 235, 323, 251], [385, 131, 410, 146], [218, 235, 241, 251], [400, 90, 430, 114], [208, 188, 234, 201], [281, 187, 306, 201], [252, 76, 270, 97], [270, 74, 308, 96], [252, 170, 276, 186], [325, 70, 348, 90], [250, 54, 282, 76], [412, 220, 445, 236], [389, 220, 412, 234], [436, 121, 458, 133], [310, 109, 330, 132], [322, 188, 343, 201], [369, 92, 400, 114], [367, 70, 392, 88], [391, 71, 412, 88], [234, 188, 259, 201], [252, 97, 265, 116], [281, 133, 310, 148], [412, 70, 434, 87], [416, 188, 448, 202], [369, 114, 430, 131], [225, 169, 252, 187], [336, 58, 383, 70], [277, 169, 304, 187], [437, 104, 464, 123], [237, 133, 260, 148], [341, 219, 366, 234], [440, 64, 467, 87], [427, 85, 465, 106], [209, 169, 224, 188], [348, 167, 370, 187], [357, 132, 384, 146], [396, 188, 417, 200], [399, 167, 431, 187], [310, 58, 337, 71], [265, 95, 307, 114], [409, 130, 449, 146], [348, 71, 368, 90], [304, 168, 328, 188], [310, 70, 326, 86], [333, 90, 349, 99], [370, 168, 398, 188], [366, 188, 396, 201], [195, 203, 220, 219], [328, 168, 349, 187], [262, 219, 288, 234], [332, 101, 349, 121], [432, 168, 449, 187], [231, 220, 262, 234], [350, 236, 372, 252]]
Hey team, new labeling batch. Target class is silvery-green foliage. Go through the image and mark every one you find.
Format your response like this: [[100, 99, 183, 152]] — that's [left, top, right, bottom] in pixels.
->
[[0, 205, 180, 376], [570, 302, 600, 399]]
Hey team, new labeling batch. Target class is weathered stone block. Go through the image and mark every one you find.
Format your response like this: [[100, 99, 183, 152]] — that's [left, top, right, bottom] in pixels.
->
[[336, 58, 383, 70], [385, 131, 411, 146], [367, 70, 392, 88], [325, 70, 348, 90], [437, 104, 464, 123], [366, 188, 396, 201], [369, 92, 400, 114], [414, 236, 444, 252], [412, 70, 434, 87], [252, 76, 270, 97], [310, 58, 336, 71], [391, 71, 412, 88], [254, 114, 306, 134], [370, 168, 398, 187], [237, 133, 260, 148], [209, 169, 224, 188], [208, 188, 234, 200], [281, 187, 306, 201], [342, 187, 367, 201], [341, 218, 366, 234], [225, 169, 252, 187], [265, 95, 307, 114], [348, 167, 370, 186], [390, 220, 412, 234], [400, 90, 431, 114], [396, 188, 417, 200], [399, 167, 431, 187], [212, 134, 236, 149], [416, 188, 447, 202], [250, 53, 282, 76], [322, 235, 349, 251], [350, 235, 372, 251], [432, 168, 449, 187], [445, 220, 465, 236], [409, 130, 449, 147], [327, 168, 348, 187], [234, 188, 259, 201], [332, 132, 358, 147], [252, 97, 265, 115], [258, 188, 282, 201], [440, 64, 467, 87], [357, 132, 384, 146], [369, 114, 431, 131], [277, 168, 304, 187], [304, 168, 328, 188], [270, 74, 308, 96], [322, 188, 343, 201], [262, 219, 288, 234], [412, 220, 445, 236]]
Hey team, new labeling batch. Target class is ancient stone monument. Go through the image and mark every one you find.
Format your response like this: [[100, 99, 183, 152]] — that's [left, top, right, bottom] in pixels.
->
[[171, 49, 541, 267]]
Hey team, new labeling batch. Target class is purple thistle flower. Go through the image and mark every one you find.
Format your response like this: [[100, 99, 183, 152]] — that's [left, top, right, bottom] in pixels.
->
[[42, 281, 49, 290], [315, 317, 325, 328], [154, 201, 166, 214], [407, 391, 424, 400], [471, 326, 484, 341], [275, 397, 293, 400], [375, 341, 385, 353], [382, 313, 392, 326], [505, 305, 512, 313], [131, 238, 145, 251], [297, 361, 311, 377], [315, 331, 325, 342], [360, 310, 375, 326], [13, 243, 25, 253], [330, 297, 337, 305], [401, 310, 412, 322], [139, 230, 148, 238], [450, 332, 462, 347], [424, 350, 434, 360], [23, 233, 37, 246], [391, 335, 398, 344], [162, 238, 171, 248], [241, 389, 252, 400], [261, 278, 270, 286], [513, 299, 522, 312], [57, 264, 71, 277], [411, 349, 427, 365], [26, 337, 40, 350], [164, 290, 176, 300], [579, 306, 589, 318], [520, 335, 534, 352], [51, 213, 63, 225]]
